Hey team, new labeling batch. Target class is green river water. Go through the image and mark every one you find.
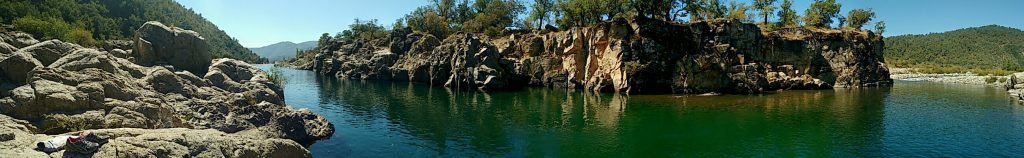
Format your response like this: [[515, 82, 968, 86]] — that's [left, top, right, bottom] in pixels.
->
[[259, 66, 1024, 157]]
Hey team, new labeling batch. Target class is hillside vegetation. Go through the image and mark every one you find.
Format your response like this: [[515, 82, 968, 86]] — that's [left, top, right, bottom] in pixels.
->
[[249, 41, 317, 62], [886, 25, 1024, 75], [0, 0, 267, 63]]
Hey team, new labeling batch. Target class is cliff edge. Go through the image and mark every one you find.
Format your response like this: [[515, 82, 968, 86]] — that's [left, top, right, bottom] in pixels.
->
[[290, 17, 892, 94]]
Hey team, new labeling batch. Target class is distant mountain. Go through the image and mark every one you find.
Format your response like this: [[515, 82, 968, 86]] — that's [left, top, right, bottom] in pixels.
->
[[886, 25, 1024, 71], [249, 41, 318, 62]]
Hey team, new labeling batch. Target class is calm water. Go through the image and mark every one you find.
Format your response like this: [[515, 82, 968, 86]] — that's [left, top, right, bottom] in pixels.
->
[[258, 65, 1024, 157]]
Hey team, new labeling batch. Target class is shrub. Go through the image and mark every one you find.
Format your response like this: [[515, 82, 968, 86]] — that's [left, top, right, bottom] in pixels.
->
[[268, 67, 288, 87]]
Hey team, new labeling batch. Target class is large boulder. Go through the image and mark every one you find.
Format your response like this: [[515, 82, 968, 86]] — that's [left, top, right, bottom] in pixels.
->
[[133, 21, 212, 75], [1, 32, 39, 48], [0, 52, 43, 85], [14, 40, 82, 66]]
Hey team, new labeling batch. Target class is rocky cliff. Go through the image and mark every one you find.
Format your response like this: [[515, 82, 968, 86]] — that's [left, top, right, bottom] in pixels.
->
[[290, 17, 892, 94], [0, 21, 332, 157]]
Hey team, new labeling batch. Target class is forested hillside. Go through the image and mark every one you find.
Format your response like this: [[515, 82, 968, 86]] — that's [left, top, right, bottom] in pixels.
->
[[886, 25, 1024, 74], [249, 41, 317, 62], [0, 0, 268, 63]]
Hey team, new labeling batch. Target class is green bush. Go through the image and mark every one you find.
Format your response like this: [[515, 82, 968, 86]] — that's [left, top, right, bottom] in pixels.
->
[[268, 67, 287, 87], [13, 16, 71, 41]]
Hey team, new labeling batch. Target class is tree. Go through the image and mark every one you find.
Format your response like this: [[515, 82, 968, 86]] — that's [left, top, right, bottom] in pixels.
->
[[554, 0, 604, 28], [725, 0, 750, 22], [338, 19, 388, 41], [846, 8, 875, 30], [694, 0, 727, 21], [802, 0, 841, 28], [633, 0, 676, 21], [776, 0, 799, 27], [405, 6, 451, 39], [462, 0, 525, 36], [752, 0, 776, 24], [317, 33, 332, 49], [526, 0, 554, 29], [874, 21, 886, 35]]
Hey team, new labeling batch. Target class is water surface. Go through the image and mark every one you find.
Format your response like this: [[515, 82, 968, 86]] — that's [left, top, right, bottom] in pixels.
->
[[259, 65, 1024, 157]]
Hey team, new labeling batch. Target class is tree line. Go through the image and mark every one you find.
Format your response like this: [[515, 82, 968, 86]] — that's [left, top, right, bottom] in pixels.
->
[[0, 0, 268, 63], [323, 0, 886, 42], [885, 25, 1024, 75]]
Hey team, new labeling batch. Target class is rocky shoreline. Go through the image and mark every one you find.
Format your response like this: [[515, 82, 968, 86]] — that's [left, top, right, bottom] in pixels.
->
[[890, 73, 1010, 86], [0, 22, 332, 157], [286, 16, 892, 94]]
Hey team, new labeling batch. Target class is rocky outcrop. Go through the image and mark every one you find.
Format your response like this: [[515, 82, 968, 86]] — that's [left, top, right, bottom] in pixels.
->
[[294, 16, 891, 94], [132, 21, 212, 75], [0, 22, 332, 156], [0, 115, 312, 158]]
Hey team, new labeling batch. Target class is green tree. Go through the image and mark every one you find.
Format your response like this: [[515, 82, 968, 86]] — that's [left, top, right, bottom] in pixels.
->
[[776, 0, 799, 27], [405, 6, 451, 39], [338, 19, 388, 41], [725, 0, 750, 22], [693, 0, 727, 21], [874, 21, 886, 35], [462, 0, 525, 36], [802, 0, 841, 28], [752, 0, 776, 24], [526, 0, 554, 29], [846, 8, 875, 30], [633, 0, 678, 21]]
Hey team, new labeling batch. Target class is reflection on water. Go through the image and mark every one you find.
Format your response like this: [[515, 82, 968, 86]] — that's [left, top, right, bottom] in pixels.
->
[[259, 66, 1024, 157]]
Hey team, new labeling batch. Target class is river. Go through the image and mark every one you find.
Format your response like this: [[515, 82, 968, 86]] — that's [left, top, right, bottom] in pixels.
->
[[258, 65, 1024, 157]]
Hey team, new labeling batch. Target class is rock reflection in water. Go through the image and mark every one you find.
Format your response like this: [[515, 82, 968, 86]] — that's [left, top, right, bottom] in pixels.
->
[[312, 73, 896, 157]]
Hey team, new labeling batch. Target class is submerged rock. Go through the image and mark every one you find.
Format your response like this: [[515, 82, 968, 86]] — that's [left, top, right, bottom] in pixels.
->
[[294, 17, 892, 94]]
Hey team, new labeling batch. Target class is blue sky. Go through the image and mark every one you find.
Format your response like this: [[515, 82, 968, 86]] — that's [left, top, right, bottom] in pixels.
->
[[175, 0, 1024, 48]]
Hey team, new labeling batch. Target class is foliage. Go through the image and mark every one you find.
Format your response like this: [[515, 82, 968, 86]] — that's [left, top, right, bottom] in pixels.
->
[[267, 67, 288, 87], [886, 25, 1024, 72], [405, 6, 451, 39], [752, 0, 776, 24], [724, 0, 751, 22], [776, 0, 799, 28], [44, 114, 89, 133], [338, 19, 389, 42], [802, 0, 841, 28], [526, 0, 554, 29], [632, 0, 681, 21], [846, 9, 875, 30], [462, 0, 525, 36], [690, 0, 727, 21], [874, 21, 886, 35], [13, 16, 71, 42], [0, 0, 268, 63]]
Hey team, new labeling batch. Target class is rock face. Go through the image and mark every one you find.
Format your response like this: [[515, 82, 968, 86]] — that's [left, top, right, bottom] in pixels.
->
[[133, 21, 212, 75], [294, 17, 892, 94], [0, 115, 312, 158], [0, 22, 332, 156]]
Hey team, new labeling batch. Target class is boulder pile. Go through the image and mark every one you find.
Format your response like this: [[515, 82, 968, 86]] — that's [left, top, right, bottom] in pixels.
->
[[0, 21, 332, 157]]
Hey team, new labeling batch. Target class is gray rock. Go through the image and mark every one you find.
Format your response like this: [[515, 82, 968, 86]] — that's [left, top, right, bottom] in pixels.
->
[[15, 40, 82, 66], [0, 42, 16, 55], [3, 32, 39, 48], [133, 21, 212, 75], [0, 52, 43, 85]]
